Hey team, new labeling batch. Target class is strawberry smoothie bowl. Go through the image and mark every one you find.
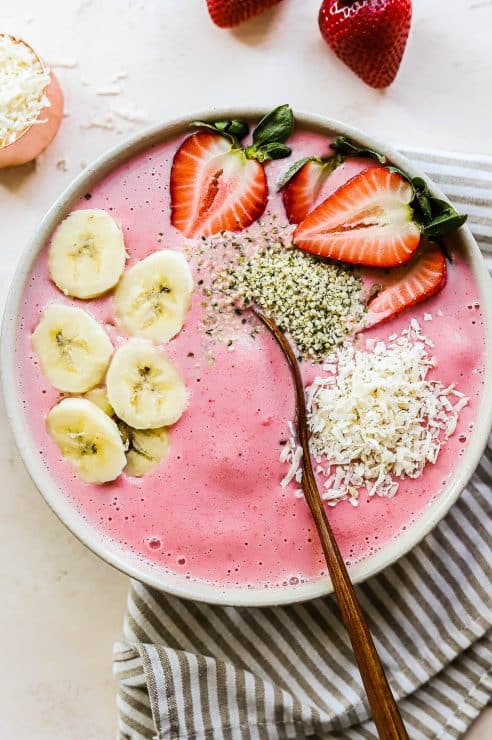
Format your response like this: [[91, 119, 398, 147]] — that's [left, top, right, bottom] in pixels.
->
[[2, 108, 492, 606]]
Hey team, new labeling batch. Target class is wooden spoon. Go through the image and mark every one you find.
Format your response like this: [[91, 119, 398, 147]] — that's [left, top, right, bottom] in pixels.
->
[[254, 306, 408, 740]]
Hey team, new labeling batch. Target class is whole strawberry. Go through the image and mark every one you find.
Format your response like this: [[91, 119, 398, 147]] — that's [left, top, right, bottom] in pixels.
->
[[206, 0, 283, 28], [319, 0, 412, 88]]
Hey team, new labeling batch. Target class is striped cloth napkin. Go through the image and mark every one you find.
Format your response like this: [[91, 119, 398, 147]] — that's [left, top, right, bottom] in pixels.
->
[[114, 149, 492, 740]]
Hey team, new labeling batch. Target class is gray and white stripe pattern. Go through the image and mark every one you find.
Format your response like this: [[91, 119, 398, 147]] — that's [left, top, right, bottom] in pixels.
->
[[114, 150, 492, 740]]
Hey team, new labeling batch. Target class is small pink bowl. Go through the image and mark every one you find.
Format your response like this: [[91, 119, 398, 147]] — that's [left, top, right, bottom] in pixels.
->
[[0, 35, 63, 169]]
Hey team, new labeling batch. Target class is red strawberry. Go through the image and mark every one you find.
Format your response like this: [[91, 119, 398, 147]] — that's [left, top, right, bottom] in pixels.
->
[[279, 135, 386, 224], [206, 0, 282, 28], [294, 167, 421, 268], [171, 132, 267, 238], [283, 159, 331, 224], [170, 106, 293, 239], [364, 243, 447, 328], [318, 0, 412, 89]]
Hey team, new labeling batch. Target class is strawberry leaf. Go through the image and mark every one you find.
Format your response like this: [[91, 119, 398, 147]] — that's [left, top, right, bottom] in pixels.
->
[[410, 178, 467, 235], [386, 170, 468, 238], [411, 177, 433, 223], [252, 104, 294, 148], [278, 136, 384, 191], [423, 213, 467, 238], [255, 142, 292, 163], [191, 119, 249, 146], [330, 136, 386, 164], [387, 165, 411, 180], [277, 157, 321, 190], [216, 120, 250, 139], [277, 154, 345, 191]]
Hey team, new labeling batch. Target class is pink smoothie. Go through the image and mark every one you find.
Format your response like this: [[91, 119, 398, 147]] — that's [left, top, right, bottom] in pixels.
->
[[16, 128, 485, 589]]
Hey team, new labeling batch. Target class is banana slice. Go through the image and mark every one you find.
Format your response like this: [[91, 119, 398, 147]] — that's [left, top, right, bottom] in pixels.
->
[[32, 304, 113, 393], [84, 387, 169, 477], [49, 209, 126, 299], [106, 338, 187, 429], [121, 424, 169, 477], [113, 250, 193, 343], [46, 397, 127, 484], [83, 387, 115, 416]]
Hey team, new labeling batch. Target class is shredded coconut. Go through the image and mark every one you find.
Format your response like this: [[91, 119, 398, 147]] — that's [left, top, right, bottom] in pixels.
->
[[44, 57, 78, 68], [111, 102, 148, 123], [84, 115, 114, 130], [95, 84, 121, 96], [284, 322, 468, 506], [0, 35, 51, 146], [280, 445, 303, 488]]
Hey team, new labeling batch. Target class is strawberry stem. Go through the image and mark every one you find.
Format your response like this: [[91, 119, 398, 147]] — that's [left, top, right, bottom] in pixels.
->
[[277, 135, 385, 190], [191, 119, 250, 149], [192, 105, 294, 163], [393, 171, 468, 237], [329, 135, 386, 163]]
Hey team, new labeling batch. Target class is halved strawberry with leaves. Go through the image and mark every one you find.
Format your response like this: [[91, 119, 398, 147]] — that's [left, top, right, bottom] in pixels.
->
[[364, 242, 447, 328], [170, 105, 293, 239], [279, 135, 385, 223], [294, 166, 467, 268]]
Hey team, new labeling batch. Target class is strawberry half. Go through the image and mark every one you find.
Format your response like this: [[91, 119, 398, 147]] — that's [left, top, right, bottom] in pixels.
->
[[364, 243, 447, 328], [279, 135, 386, 224], [282, 159, 333, 224], [170, 106, 293, 239], [206, 0, 282, 28], [294, 167, 421, 267], [318, 0, 412, 89], [171, 132, 267, 238]]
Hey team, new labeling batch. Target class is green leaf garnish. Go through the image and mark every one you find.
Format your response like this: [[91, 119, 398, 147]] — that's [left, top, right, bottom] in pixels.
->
[[424, 213, 467, 238], [254, 142, 292, 163], [191, 119, 249, 147], [411, 177, 433, 222], [277, 154, 343, 191], [277, 157, 321, 190], [193, 107, 294, 163], [330, 135, 386, 164], [386, 170, 467, 238], [217, 120, 250, 140], [252, 104, 294, 148], [387, 165, 410, 180], [407, 176, 467, 237], [277, 135, 385, 191]]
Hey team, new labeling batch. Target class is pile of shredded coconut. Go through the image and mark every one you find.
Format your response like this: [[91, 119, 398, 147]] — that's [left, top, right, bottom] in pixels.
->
[[280, 320, 469, 506], [0, 35, 51, 147]]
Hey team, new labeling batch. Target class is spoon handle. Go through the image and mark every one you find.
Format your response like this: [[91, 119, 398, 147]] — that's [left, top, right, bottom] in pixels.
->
[[253, 307, 408, 740], [303, 478, 409, 740]]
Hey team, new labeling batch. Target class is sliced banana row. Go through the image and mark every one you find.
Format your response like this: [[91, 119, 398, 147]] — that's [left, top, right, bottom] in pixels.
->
[[48, 208, 193, 341], [44, 340, 184, 483], [34, 208, 194, 484]]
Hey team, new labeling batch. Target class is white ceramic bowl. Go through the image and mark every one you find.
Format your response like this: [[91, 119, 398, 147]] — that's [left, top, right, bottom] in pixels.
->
[[2, 109, 492, 607]]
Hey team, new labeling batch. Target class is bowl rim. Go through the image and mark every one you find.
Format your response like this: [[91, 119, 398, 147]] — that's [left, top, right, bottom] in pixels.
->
[[2, 107, 492, 607], [0, 33, 51, 150]]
